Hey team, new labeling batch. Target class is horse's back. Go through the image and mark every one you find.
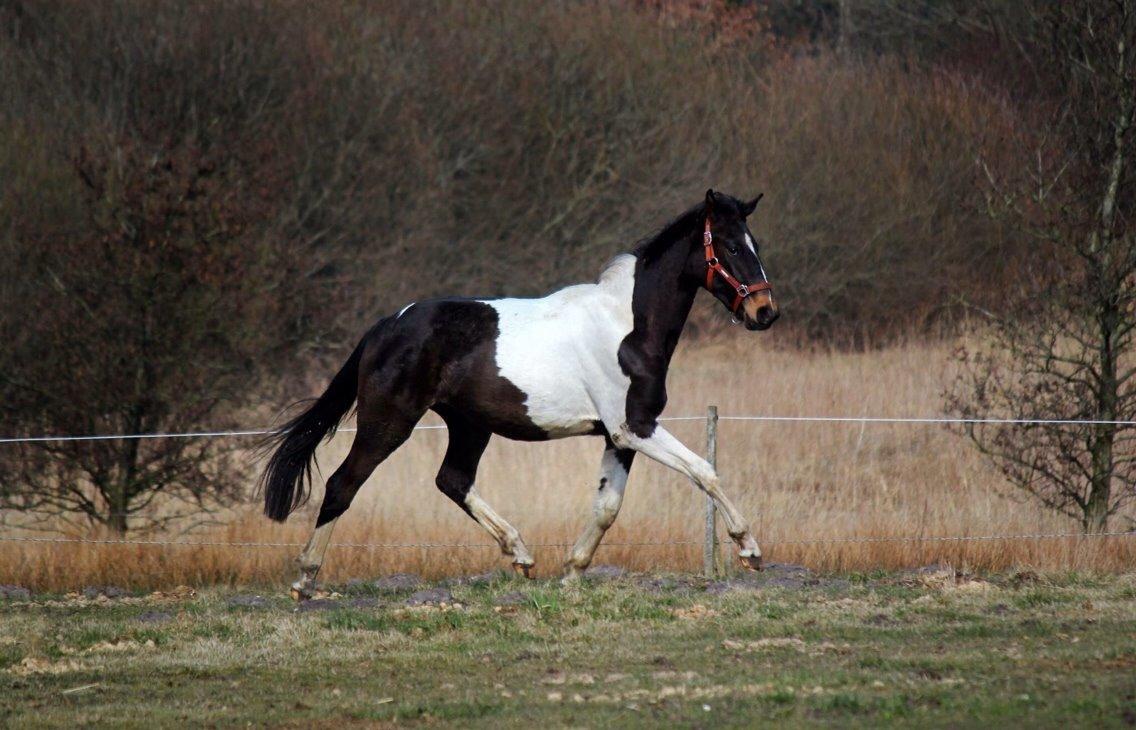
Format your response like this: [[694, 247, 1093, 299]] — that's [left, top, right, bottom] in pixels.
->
[[359, 276, 631, 439]]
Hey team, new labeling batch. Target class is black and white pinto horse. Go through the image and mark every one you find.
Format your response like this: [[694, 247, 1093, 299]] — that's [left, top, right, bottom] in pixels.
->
[[261, 190, 779, 598]]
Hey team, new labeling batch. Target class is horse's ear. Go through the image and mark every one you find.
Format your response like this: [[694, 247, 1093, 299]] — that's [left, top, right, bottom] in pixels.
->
[[742, 193, 764, 217], [705, 188, 716, 213]]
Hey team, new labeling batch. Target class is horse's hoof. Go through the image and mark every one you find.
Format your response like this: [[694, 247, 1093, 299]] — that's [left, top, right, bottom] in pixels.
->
[[512, 562, 535, 579], [560, 567, 584, 585], [738, 553, 763, 572], [290, 581, 315, 602]]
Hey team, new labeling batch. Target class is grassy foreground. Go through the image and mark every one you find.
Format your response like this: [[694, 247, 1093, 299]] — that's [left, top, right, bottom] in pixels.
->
[[2, 567, 1135, 728]]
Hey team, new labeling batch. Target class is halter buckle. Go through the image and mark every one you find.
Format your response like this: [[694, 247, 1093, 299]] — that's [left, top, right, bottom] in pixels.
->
[[707, 256, 719, 267], [736, 284, 749, 297]]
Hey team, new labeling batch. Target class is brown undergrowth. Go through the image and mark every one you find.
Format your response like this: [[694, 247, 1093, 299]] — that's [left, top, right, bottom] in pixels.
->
[[3, 339, 1133, 591]]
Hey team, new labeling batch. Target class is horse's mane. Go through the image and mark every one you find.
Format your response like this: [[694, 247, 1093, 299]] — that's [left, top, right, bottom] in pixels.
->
[[631, 202, 708, 265], [598, 193, 746, 280]]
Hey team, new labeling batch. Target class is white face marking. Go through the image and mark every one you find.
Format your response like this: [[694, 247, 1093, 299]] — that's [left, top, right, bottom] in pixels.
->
[[397, 303, 415, 318], [746, 233, 768, 281]]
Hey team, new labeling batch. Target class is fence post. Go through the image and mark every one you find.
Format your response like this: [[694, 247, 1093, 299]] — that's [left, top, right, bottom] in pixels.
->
[[703, 405, 719, 578]]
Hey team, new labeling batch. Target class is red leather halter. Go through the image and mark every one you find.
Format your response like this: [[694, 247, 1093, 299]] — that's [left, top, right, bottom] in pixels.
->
[[703, 216, 772, 314]]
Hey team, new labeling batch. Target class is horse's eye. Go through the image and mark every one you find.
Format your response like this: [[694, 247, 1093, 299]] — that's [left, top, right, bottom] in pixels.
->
[[727, 245, 739, 256]]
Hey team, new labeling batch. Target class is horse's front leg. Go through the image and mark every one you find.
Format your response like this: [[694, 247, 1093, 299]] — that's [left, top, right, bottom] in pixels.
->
[[563, 437, 635, 582], [610, 423, 762, 570]]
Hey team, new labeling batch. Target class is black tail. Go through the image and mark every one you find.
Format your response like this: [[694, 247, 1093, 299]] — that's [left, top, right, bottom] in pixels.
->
[[259, 340, 366, 522]]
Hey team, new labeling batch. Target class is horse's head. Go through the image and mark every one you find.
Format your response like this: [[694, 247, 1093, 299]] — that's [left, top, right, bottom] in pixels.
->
[[697, 189, 779, 331]]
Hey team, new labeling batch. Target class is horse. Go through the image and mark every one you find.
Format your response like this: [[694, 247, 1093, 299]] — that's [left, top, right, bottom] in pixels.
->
[[260, 189, 779, 599]]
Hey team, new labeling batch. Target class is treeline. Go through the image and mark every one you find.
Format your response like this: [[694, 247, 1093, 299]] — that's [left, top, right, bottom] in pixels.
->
[[1, 1, 1040, 345], [0, 0, 1067, 530]]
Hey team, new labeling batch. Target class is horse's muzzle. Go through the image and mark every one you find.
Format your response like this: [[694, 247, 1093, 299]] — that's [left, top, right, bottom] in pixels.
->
[[742, 295, 779, 331]]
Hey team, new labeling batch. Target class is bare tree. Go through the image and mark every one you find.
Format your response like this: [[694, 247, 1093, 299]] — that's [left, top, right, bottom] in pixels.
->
[[0, 134, 315, 534], [948, 1, 1136, 532], [0, 3, 332, 534]]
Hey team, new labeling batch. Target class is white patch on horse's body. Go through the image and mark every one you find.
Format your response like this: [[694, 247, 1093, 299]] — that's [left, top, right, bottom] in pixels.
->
[[484, 255, 636, 438]]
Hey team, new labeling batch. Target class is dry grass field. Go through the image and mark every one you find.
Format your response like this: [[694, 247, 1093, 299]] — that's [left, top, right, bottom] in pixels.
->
[[2, 339, 1133, 591]]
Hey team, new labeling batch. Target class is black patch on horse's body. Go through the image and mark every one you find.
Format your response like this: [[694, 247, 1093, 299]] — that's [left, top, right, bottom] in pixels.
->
[[371, 299, 550, 442]]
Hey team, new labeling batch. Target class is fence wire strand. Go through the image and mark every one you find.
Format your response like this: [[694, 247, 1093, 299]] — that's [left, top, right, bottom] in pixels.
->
[[0, 532, 1131, 550], [3, 414, 1136, 445], [3, 412, 1134, 554]]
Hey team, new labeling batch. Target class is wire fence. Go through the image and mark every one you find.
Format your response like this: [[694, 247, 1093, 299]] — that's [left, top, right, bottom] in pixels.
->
[[3, 413, 1136, 445], [1, 411, 1134, 558], [1, 531, 1132, 550]]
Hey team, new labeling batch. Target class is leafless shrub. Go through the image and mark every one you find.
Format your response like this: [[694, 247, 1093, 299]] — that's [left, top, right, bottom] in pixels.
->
[[0, 1, 332, 532], [948, 1, 1136, 533]]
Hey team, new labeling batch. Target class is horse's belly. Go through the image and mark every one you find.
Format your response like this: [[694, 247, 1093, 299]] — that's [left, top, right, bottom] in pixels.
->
[[486, 297, 624, 440], [503, 366, 600, 437]]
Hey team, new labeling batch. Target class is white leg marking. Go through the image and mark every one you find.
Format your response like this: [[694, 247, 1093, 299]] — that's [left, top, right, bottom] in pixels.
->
[[292, 518, 338, 599], [565, 448, 629, 578], [465, 488, 535, 570], [613, 424, 762, 565]]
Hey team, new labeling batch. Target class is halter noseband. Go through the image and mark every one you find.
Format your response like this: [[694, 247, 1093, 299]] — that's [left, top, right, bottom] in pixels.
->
[[703, 216, 772, 314]]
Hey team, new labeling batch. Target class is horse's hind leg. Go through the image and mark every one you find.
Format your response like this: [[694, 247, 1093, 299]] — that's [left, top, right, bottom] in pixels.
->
[[564, 437, 634, 582], [435, 410, 535, 576], [292, 413, 418, 600]]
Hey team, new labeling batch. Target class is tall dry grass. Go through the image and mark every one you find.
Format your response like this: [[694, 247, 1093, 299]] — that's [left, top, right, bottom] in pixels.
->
[[3, 338, 1132, 591]]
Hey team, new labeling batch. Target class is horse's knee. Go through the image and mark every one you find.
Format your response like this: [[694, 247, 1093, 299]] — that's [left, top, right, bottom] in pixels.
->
[[594, 502, 621, 529], [593, 488, 623, 529], [692, 464, 719, 492], [610, 423, 635, 449]]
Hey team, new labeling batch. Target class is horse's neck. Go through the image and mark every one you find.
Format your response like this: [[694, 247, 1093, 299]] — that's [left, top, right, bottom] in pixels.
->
[[626, 231, 699, 367]]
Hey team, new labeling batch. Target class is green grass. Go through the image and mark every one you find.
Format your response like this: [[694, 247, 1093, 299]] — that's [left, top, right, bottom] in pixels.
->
[[1, 572, 1135, 727]]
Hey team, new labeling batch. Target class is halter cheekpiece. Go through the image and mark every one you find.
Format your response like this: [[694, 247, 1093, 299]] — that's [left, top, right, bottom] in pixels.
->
[[703, 216, 772, 314]]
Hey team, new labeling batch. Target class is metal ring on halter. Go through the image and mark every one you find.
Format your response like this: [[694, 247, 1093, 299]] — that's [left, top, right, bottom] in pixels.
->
[[736, 284, 749, 296]]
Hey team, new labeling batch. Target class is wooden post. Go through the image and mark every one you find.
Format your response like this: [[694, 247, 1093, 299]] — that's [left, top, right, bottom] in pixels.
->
[[703, 405, 719, 577]]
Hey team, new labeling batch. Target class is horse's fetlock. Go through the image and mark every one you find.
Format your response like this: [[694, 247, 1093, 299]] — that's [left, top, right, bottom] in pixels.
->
[[727, 525, 751, 541]]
